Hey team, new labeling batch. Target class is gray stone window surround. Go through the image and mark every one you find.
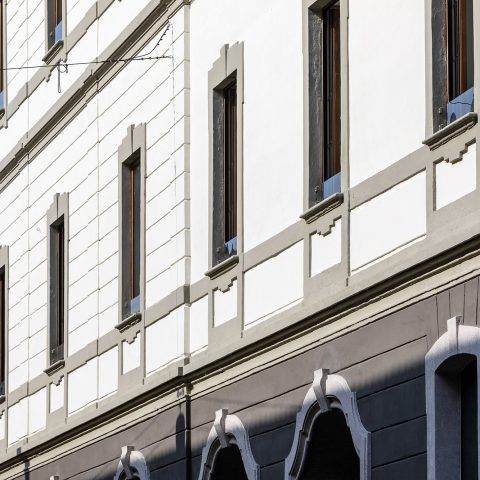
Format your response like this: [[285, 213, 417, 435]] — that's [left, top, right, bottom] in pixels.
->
[[426, 316, 480, 480], [206, 42, 244, 274], [0, 246, 8, 403], [424, 0, 480, 148], [284, 369, 371, 480], [0, 0, 7, 128], [114, 446, 150, 480], [45, 193, 69, 374], [301, 0, 349, 220], [43, 0, 67, 65], [198, 409, 260, 480], [117, 124, 146, 330]]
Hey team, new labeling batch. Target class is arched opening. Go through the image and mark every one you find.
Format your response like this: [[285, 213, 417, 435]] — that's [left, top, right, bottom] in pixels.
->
[[435, 353, 478, 480], [299, 408, 360, 480], [210, 445, 248, 480]]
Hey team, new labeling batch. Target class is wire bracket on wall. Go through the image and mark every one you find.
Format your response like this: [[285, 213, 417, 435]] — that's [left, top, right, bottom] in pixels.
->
[[57, 63, 68, 93]]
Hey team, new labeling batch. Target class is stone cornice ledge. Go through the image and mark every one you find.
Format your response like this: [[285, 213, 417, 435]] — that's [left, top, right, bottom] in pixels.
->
[[300, 192, 344, 224], [423, 112, 478, 150], [44, 360, 65, 376], [115, 312, 142, 332], [205, 255, 239, 279]]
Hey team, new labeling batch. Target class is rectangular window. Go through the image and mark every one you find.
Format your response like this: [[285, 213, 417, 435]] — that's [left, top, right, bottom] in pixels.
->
[[224, 81, 237, 250], [122, 155, 141, 319], [322, 1, 341, 198], [208, 43, 243, 271], [446, 0, 474, 124], [432, 0, 474, 130], [307, 0, 342, 207], [49, 218, 65, 365], [0, 267, 5, 396], [0, 0, 4, 111], [47, 0, 63, 50]]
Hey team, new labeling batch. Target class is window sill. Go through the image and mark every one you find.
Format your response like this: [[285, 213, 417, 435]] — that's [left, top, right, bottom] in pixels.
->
[[0, 395, 5, 405], [44, 359, 65, 376], [115, 311, 142, 332], [42, 40, 64, 65], [423, 112, 478, 150], [300, 192, 344, 224], [205, 255, 239, 279]]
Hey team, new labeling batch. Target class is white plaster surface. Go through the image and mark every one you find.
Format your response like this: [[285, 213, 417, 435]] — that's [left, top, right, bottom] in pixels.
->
[[50, 377, 65, 413], [68, 358, 98, 414], [436, 143, 477, 210], [123, 335, 141, 375], [189, 0, 304, 282], [98, 347, 118, 399], [350, 171, 427, 271], [214, 281, 237, 328], [310, 219, 342, 277], [349, 0, 426, 186], [146, 307, 185, 374], [28, 387, 47, 435], [244, 242, 303, 327], [189, 295, 209, 354], [8, 397, 28, 445]]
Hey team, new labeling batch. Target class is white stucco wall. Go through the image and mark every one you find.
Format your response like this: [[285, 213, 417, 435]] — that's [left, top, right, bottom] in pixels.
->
[[189, 0, 304, 282], [349, 0, 426, 187]]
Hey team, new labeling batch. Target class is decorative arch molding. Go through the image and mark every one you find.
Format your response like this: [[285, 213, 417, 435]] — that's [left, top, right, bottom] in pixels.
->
[[425, 316, 480, 480], [284, 369, 371, 480], [198, 409, 260, 480], [113, 446, 150, 480]]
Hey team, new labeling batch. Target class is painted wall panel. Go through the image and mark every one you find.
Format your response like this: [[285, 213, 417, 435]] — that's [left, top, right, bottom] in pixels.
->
[[350, 171, 427, 271], [8, 397, 28, 445], [98, 347, 118, 399], [122, 335, 141, 374], [68, 358, 98, 415], [213, 281, 237, 328], [244, 242, 303, 327], [310, 219, 342, 277], [436, 143, 477, 210], [189, 295, 208, 354], [50, 377, 64, 413], [349, 0, 426, 186], [146, 307, 185, 374], [28, 388, 47, 435]]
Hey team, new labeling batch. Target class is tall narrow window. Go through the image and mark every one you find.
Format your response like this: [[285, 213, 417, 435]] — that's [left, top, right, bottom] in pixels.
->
[[224, 81, 237, 253], [307, 1, 342, 208], [122, 155, 141, 318], [432, 0, 474, 130], [447, 0, 474, 124], [461, 358, 477, 480], [0, 0, 5, 112], [208, 43, 243, 270], [46, 193, 68, 370], [47, 0, 63, 50], [49, 218, 65, 365], [322, 1, 341, 200], [118, 124, 145, 326], [0, 267, 5, 396]]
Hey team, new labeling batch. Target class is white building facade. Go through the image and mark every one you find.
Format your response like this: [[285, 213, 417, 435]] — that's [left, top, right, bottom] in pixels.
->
[[0, 0, 478, 478]]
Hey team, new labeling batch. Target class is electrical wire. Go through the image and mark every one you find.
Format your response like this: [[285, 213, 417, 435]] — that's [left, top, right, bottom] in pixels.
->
[[0, 24, 172, 72]]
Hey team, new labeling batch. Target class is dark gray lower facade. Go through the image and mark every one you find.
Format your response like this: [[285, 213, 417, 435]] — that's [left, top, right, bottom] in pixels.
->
[[8, 273, 480, 480]]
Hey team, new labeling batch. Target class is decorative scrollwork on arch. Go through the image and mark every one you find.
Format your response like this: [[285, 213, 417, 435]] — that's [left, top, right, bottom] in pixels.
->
[[113, 446, 150, 480], [198, 409, 260, 480], [284, 369, 371, 480]]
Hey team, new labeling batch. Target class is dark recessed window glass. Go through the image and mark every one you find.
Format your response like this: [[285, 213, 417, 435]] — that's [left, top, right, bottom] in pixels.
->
[[47, 0, 63, 49], [0, 267, 5, 395], [49, 218, 65, 364]]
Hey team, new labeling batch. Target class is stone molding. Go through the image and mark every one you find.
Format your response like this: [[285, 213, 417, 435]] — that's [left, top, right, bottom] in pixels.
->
[[114, 446, 150, 480], [198, 409, 260, 480], [284, 369, 371, 480]]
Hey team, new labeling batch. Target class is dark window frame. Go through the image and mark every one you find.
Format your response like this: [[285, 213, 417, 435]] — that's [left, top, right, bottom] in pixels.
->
[[0, 0, 6, 119], [307, 0, 342, 208], [118, 124, 146, 326], [46, 193, 69, 368], [432, 0, 474, 131], [46, 0, 63, 50], [0, 246, 8, 399], [208, 43, 244, 269]]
